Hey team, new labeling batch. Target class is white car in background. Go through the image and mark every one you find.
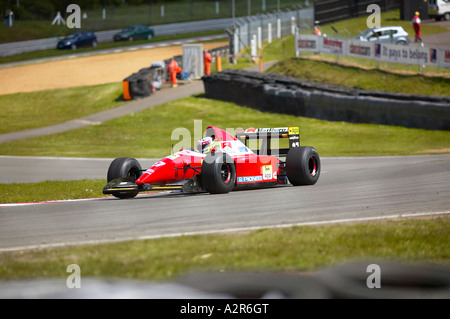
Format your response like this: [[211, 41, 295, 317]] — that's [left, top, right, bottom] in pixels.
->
[[428, 0, 450, 21], [354, 26, 410, 45]]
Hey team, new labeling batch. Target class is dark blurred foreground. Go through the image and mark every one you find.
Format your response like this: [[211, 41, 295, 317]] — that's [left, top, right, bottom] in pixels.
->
[[0, 261, 448, 299]]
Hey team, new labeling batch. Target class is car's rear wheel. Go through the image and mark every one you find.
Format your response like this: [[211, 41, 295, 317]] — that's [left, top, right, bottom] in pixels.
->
[[444, 12, 450, 21], [147, 34, 153, 40], [201, 152, 236, 194], [285, 146, 320, 186], [107, 157, 142, 199]]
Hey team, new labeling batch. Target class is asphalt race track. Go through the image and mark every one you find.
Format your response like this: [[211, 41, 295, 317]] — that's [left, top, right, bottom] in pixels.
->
[[0, 156, 158, 183], [1, 155, 449, 252]]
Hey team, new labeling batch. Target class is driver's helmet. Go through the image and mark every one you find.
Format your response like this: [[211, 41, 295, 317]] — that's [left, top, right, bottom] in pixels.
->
[[197, 136, 214, 153]]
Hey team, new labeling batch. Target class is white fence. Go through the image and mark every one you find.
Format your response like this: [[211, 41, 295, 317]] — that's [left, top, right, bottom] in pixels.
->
[[232, 8, 314, 55], [295, 34, 450, 69]]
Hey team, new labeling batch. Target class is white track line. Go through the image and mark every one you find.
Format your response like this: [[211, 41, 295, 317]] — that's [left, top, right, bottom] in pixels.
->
[[0, 197, 108, 208], [1, 211, 448, 252]]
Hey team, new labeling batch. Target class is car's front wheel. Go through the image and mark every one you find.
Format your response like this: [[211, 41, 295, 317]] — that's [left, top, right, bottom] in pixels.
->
[[201, 152, 236, 194], [107, 157, 142, 199]]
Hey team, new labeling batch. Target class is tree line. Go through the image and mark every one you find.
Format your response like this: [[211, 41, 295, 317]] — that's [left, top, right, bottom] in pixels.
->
[[0, 0, 201, 20]]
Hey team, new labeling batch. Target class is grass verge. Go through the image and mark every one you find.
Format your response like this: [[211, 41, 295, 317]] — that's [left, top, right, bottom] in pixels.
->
[[0, 180, 107, 204], [1, 216, 448, 281], [2, 55, 448, 136], [266, 57, 450, 96], [0, 82, 124, 134], [1, 95, 449, 159]]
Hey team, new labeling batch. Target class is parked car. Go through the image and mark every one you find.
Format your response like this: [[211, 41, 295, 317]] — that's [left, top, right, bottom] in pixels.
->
[[354, 26, 410, 45], [113, 25, 155, 41], [428, 0, 450, 21], [57, 31, 98, 50]]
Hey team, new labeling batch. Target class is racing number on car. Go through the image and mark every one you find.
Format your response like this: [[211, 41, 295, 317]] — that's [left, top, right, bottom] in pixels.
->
[[262, 165, 272, 180]]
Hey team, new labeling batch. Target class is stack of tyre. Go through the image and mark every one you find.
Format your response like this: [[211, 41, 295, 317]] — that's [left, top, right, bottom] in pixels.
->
[[123, 67, 158, 100]]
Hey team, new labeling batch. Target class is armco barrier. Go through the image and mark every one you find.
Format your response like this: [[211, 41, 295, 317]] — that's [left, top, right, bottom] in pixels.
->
[[0, 18, 235, 57], [202, 69, 450, 130]]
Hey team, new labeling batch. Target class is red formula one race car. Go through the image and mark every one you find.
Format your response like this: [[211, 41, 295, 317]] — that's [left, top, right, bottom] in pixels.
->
[[103, 126, 320, 199]]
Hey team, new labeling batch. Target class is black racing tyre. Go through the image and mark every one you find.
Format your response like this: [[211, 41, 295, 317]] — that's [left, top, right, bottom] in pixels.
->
[[286, 146, 320, 186], [201, 152, 236, 194], [107, 157, 142, 199]]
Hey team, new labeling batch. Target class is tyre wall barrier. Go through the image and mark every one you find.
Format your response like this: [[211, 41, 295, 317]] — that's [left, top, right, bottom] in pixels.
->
[[123, 66, 160, 100], [202, 69, 450, 130]]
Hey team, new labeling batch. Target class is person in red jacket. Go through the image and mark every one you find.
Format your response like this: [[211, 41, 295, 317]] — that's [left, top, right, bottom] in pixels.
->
[[167, 58, 179, 87], [204, 50, 212, 76], [314, 26, 322, 36], [411, 11, 422, 43]]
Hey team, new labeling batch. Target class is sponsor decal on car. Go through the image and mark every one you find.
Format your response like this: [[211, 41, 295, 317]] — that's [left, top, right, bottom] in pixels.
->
[[237, 176, 263, 183], [221, 142, 232, 150], [238, 146, 250, 153], [288, 127, 299, 135]]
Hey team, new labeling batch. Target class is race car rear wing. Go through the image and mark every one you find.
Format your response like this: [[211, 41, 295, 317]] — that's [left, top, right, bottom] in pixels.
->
[[235, 127, 300, 156]]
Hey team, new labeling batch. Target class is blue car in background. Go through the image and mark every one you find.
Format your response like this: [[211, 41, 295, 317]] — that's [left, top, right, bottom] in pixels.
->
[[57, 31, 98, 50]]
